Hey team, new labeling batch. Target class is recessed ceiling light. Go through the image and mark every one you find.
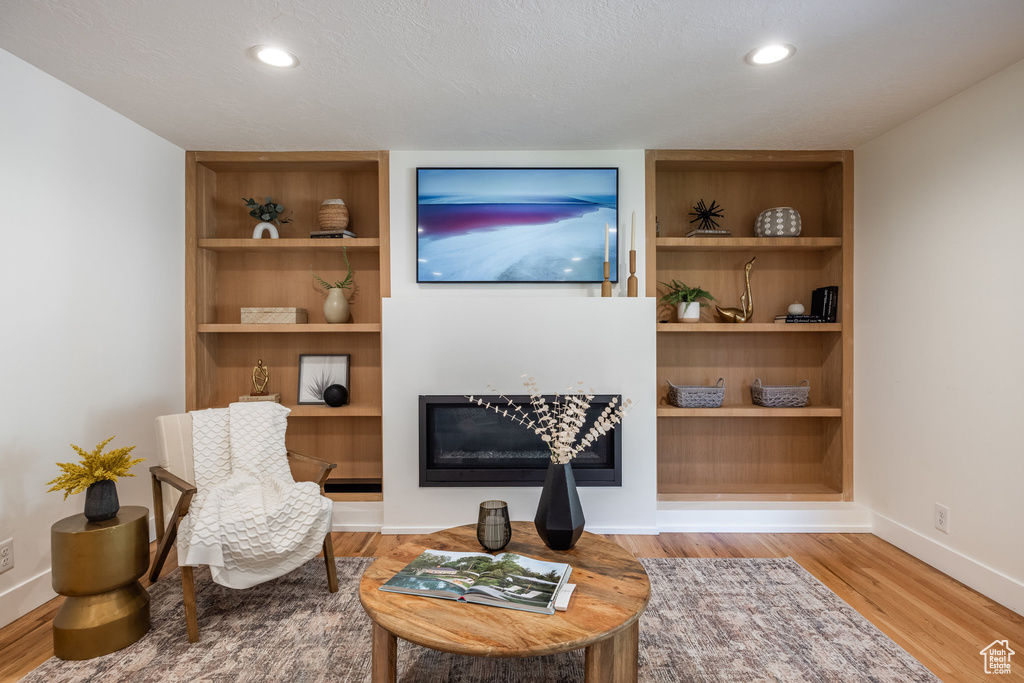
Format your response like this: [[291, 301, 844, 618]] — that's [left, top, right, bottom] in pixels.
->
[[249, 46, 299, 68], [745, 44, 796, 66]]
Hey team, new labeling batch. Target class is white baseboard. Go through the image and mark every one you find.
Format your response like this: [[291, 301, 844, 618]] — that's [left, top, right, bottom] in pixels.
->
[[657, 502, 874, 533], [0, 569, 56, 628], [872, 511, 1024, 616], [331, 501, 383, 532]]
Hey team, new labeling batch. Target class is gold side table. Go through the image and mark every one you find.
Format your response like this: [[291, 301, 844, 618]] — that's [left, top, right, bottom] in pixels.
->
[[51, 505, 151, 660]]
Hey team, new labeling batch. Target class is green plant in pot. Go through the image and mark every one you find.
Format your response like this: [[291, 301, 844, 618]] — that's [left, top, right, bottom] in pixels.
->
[[660, 280, 716, 323], [311, 246, 354, 323], [46, 436, 145, 522]]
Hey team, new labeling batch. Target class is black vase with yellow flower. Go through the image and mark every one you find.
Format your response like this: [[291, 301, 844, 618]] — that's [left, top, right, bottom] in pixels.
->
[[46, 436, 144, 522]]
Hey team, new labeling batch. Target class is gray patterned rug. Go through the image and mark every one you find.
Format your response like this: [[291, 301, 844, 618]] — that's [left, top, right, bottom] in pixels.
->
[[22, 557, 939, 682]]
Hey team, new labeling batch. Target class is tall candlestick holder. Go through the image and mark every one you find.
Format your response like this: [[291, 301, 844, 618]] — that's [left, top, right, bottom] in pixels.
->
[[601, 261, 612, 297], [627, 250, 638, 297]]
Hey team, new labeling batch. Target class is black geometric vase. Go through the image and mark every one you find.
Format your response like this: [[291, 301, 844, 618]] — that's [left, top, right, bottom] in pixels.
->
[[84, 480, 119, 522], [534, 462, 585, 551]]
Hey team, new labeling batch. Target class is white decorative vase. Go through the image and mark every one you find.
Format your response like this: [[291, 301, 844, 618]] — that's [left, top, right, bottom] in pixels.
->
[[323, 288, 350, 323], [754, 207, 801, 237], [677, 301, 701, 323], [253, 221, 279, 239]]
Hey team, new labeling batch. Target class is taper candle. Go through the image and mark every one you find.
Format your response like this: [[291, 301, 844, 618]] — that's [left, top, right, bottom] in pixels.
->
[[631, 211, 636, 250], [604, 223, 609, 262]]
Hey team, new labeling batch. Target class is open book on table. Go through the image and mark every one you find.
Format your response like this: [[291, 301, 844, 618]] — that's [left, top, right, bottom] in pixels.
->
[[379, 549, 573, 615]]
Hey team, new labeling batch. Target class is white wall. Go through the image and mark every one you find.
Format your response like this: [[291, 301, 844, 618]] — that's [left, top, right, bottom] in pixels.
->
[[0, 49, 184, 626], [855, 58, 1024, 614], [382, 151, 658, 533]]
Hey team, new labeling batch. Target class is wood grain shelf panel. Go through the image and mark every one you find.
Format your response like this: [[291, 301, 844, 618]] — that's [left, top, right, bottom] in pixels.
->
[[197, 323, 382, 333], [657, 405, 842, 418], [198, 238, 380, 252], [288, 404, 383, 418], [325, 491, 383, 502], [657, 483, 843, 501], [657, 323, 841, 333], [656, 237, 841, 252], [198, 403, 382, 417]]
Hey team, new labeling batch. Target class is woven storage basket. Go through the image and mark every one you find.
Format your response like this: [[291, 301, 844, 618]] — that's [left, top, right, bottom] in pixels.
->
[[750, 379, 809, 407], [318, 200, 349, 230], [667, 378, 725, 408]]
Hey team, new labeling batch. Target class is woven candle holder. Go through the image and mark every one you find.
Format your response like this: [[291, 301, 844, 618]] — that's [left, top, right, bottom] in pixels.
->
[[318, 199, 349, 230]]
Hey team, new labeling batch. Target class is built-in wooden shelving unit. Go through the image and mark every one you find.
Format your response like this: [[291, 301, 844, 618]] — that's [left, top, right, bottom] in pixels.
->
[[185, 151, 390, 498], [646, 149, 853, 502]]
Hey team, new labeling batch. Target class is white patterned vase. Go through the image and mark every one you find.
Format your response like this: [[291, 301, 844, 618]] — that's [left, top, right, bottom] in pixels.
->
[[754, 207, 801, 237]]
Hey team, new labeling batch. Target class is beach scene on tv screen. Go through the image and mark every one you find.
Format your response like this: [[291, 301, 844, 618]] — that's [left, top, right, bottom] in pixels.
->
[[417, 168, 618, 282]]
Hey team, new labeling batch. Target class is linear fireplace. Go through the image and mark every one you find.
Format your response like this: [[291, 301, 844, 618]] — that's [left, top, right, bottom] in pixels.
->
[[419, 395, 622, 487]]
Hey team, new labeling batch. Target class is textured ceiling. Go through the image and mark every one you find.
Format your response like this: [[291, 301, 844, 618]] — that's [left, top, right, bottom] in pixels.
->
[[2, 0, 1024, 151]]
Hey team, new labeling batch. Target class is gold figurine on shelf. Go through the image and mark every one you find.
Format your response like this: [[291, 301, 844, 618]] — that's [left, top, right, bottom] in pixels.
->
[[241, 360, 281, 403], [251, 359, 269, 395], [716, 256, 756, 323]]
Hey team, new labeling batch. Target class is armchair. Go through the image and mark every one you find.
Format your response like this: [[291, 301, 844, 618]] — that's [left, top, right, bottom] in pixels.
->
[[149, 412, 338, 643]]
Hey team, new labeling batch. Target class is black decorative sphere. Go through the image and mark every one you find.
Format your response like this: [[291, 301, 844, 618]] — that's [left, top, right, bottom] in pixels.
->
[[323, 384, 348, 407]]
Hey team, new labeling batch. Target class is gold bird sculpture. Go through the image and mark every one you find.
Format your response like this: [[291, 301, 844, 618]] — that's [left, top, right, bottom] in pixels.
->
[[716, 256, 756, 323]]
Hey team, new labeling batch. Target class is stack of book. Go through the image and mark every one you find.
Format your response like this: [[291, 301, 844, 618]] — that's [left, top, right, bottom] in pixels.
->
[[310, 229, 357, 239], [685, 229, 732, 237], [811, 286, 839, 322], [775, 286, 838, 323], [774, 314, 826, 323]]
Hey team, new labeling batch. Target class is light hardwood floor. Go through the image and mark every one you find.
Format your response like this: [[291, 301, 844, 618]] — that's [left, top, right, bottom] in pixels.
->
[[1, 532, 1021, 682]]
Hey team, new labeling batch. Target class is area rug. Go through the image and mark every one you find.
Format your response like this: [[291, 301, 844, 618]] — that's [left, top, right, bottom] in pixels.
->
[[22, 557, 939, 682]]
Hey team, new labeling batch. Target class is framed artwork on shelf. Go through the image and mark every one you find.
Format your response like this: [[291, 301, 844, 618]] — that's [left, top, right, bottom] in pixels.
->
[[416, 167, 619, 283], [297, 354, 350, 406]]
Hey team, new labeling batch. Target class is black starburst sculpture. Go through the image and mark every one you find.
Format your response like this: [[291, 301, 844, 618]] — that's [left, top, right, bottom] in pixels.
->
[[688, 199, 724, 232]]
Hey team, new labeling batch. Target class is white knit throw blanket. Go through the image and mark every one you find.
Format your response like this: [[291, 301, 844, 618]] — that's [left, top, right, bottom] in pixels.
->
[[177, 402, 332, 589]]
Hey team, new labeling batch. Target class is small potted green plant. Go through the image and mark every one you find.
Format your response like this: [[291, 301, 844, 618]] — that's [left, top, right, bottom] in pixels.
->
[[244, 197, 293, 238], [311, 246, 354, 323], [46, 437, 144, 521], [660, 280, 716, 323]]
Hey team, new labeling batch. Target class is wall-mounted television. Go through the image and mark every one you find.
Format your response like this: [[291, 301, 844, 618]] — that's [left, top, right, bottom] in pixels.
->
[[416, 167, 619, 283]]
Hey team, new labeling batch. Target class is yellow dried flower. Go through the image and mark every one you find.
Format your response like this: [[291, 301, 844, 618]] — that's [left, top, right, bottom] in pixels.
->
[[45, 436, 145, 500]]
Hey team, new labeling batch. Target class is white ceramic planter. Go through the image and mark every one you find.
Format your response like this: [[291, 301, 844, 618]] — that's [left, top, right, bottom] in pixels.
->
[[677, 301, 701, 323], [252, 221, 279, 239], [323, 288, 350, 323]]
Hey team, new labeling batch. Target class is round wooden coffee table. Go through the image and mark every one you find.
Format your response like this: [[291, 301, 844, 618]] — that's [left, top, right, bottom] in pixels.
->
[[360, 522, 650, 682]]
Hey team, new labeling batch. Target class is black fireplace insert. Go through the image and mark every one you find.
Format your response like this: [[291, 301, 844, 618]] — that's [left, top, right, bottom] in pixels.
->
[[419, 395, 622, 487]]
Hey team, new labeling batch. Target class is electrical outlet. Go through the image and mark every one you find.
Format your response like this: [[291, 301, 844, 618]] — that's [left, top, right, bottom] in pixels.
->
[[935, 504, 950, 534], [0, 538, 12, 575]]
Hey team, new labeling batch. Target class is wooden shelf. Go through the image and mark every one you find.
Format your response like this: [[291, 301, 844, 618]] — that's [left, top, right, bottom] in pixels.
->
[[288, 404, 382, 418], [326, 491, 383, 502], [656, 237, 841, 252], [198, 238, 380, 252], [658, 483, 843, 502], [200, 403, 382, 417], [198, 323, 382, 333], [648, 149, 853, 501], [657, 323, 841, 333], [657, 404, 841, 418], [187, 151, 389, 484]]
